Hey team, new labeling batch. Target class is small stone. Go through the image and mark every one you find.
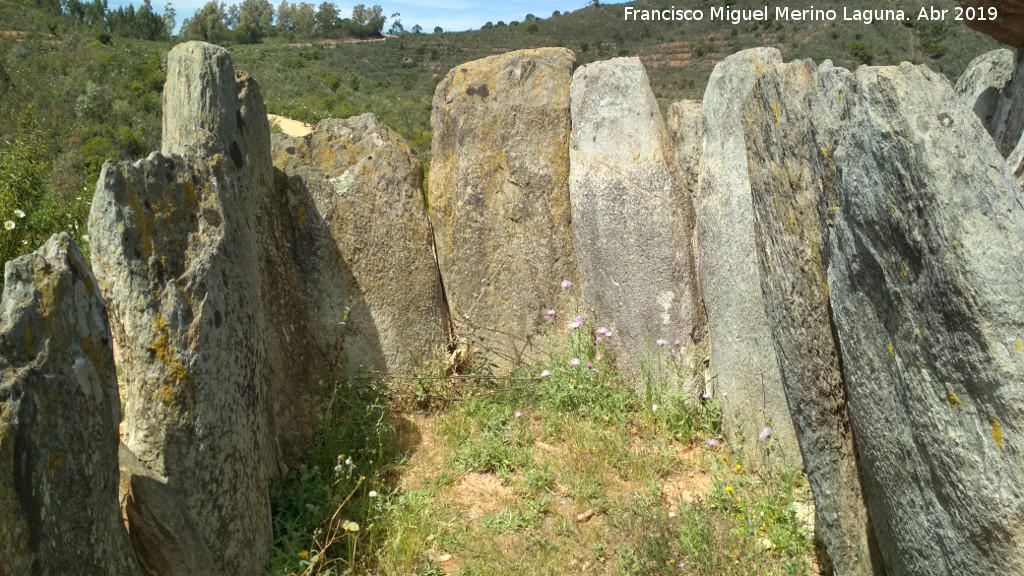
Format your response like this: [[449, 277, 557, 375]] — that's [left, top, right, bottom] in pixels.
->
[[576, 509, 594, 523]]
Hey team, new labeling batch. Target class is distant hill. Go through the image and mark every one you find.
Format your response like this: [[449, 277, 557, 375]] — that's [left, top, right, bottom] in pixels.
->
[[0, 0, 1003, 268], [230, 0, 1000, 163]]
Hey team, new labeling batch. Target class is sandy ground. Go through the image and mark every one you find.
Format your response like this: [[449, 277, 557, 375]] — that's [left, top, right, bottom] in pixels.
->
[[268, 113, 313, 137]]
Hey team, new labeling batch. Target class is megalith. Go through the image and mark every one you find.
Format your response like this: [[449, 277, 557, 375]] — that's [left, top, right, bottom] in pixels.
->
[[429, 48, 579, 367], [89, 41, 274, 575], [819, 62, 1024, 575], [0, 233, 140, 576], [569, 57, 704, 378], [271, 113, 448, 377], [695, 47, 799, 458], [743, 58, 881, 575]]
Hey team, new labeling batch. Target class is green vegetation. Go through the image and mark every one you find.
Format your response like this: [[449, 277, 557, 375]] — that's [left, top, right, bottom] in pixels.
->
[[268, 290, 813, 575], [0, 0, 1000, 270]]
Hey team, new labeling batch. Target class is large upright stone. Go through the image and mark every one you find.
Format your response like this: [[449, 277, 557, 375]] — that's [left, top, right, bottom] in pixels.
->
[[430, 48, 579, 367], [89, 42, 273, 576], [569, 58, 704, 375], [955, 48, 1015, 135], [272, 114, 448, 376], [695, 48, 798, 458], [743, 59, 880, 575], [0, 233, 140, 576], [820, 62, 1024, 575]]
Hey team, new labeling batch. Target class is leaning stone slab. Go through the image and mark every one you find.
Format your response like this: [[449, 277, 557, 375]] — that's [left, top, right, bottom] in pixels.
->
[[955, 48, 1015, 136], [743, 59, 881, 576], [569, 58, 704, 376], [0, 233, 140, 576], [695, 47, 799, 459], [820, 62, 1024, 575], [429, 48, 579, 367], [89, 41, 273, 576], [271, 113, 448, 377]]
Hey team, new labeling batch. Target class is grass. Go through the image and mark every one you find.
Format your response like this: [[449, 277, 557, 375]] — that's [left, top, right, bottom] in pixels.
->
[[267, 287, 816, 575]]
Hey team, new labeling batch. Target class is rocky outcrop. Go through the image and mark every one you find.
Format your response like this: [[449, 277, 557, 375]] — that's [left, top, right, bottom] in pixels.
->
[[429, 48, 579, 367], [569, 58, 704, 376], [955, 49, 1015, 135], [271, 114, 448, 377], [666, 99, 704, 196], [960, 1, 1024, 47], [819, 62, 1024, 575], [89, 42, 273, 576], [695, 48, 799, 458], [743, 59, 880, 576], [0, 233, 140, 576]]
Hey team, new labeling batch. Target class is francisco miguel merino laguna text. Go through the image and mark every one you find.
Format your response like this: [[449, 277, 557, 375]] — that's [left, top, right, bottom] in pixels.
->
[[622, 5, 967, 25]]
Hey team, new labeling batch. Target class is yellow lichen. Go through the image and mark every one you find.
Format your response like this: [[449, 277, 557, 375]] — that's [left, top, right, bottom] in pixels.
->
[[914, 328, 922, 340], [1017, 339, 1022, 352], [948, 392, 960, 410], [156, 384, 177, 407], [888, 343, 894, 357], [992, 414, 1004, 453]]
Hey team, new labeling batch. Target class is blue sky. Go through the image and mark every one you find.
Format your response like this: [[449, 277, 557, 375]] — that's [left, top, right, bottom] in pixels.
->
[[109, 0, 594, 33]]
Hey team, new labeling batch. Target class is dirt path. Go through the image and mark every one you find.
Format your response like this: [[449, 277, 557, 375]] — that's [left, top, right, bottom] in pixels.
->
[[267, 113, 313, 137]]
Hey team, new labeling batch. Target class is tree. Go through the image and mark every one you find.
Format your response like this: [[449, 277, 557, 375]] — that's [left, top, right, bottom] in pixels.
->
[[433, 25, 441, 34], [350, 3, 383, 25], [410, 23, 421, 34], [187, 1, 227, 42], [292, 1, 315, 35], [387, 11, 403, 34], [236, 0, 274, 42], [314, 1, 339, 37], [163, 2, 176, 37], [276, 0, 293, 30]]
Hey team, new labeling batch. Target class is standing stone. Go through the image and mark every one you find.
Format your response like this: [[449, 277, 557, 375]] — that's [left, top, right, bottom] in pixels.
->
[[0, 233, 140, 576], [430, 48, 579, 367], [820, 62, 1024, 575], [272, 114, 449, 377], [695, 48, 799, 459], [569, 58, 704, 378], [666, 99, 704, 197], [989, 49, 1024, 159], [118, 444, 217, 576], [743, 59, 880, 575], [89, 42, 273, 576], [960, 1, 1024, 47], [955, 48, 1014, 136]]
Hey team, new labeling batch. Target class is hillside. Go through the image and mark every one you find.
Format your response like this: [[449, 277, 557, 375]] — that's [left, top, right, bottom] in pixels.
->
[[0, 0, 1003, 271]]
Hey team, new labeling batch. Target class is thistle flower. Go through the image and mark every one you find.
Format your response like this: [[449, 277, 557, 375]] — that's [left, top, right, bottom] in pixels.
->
[[539, 369, 551, 378], [561, 279, 572, 290], [656, 339, 668, 346], [568, 320, 581, 330], [595, 336, 602, 344], [759, 427, 772, 442], [570, 358, 580, 366], [514, 410, 522, 418], [596, 327, 608, 335]]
